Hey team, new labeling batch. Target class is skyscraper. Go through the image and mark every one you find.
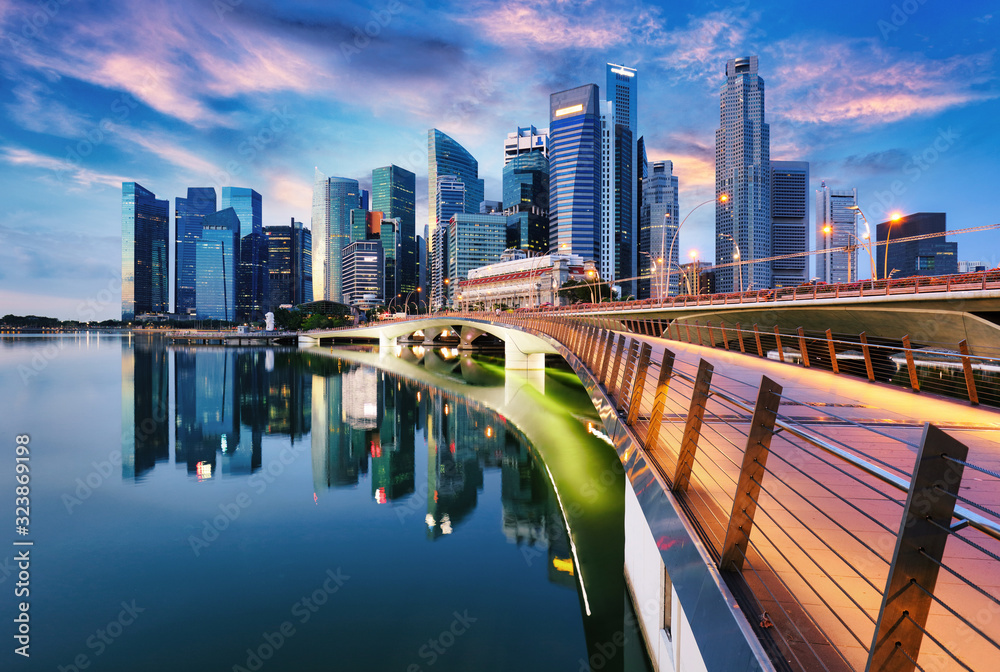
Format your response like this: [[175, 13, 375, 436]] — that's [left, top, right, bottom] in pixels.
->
[[221, 187, 267, 321], [716, 56, 771, 292], [549, 84, 602, 264], [877, 213, 956, 279], [770, 161, 809, 288], [371, 165, 416, 295], [815, 183, 858, 283], [502, 150, 549, 253], [604, 63, 638, 297], [341, 240, 384, 308], [431, 176, 466, 310], [264, 219, 312, 309], [447, 213, 507, 307], [195, 208, 240, 321], [174, 187, 217, 315], [636, 136, 647, 296], [639, 161, 679, 299], [427, 129, 484, 238], [121, 182, 169, 320], [311, 170, 361, 302], [504, 126, 548, 164]]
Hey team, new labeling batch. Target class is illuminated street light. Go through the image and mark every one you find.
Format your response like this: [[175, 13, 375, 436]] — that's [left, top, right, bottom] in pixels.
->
[[883, 212, 903, 281], [718, 233, 743, 292], [846, 205, 876, 287], [666, 194, 727, 298]]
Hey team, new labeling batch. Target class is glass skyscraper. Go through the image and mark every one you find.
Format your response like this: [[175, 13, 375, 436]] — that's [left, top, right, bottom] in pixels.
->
[[174, 187, 217, 315], [640, 161, 679, 299], [195, 208, 240, 321], [502, 150, 549, 254], [221, 187, 267, 321], [311, 171, 361, 302], [716, 55, 771, 292], [371, 165, 416, 295], [431, 176, 466, 310], [447, 213, 507, 307], [603, 63, 638, 298], [816, 183, 858, 284], [121, 182, 169, 320], [549, 84, 602, 264], [264, 219, 312, 309], [771, 161, 810, 288], [427, 129, 484, 237]]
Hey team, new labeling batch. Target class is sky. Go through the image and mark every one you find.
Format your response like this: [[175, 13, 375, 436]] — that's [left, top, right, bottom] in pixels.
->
[[1, 0, 997, 320]]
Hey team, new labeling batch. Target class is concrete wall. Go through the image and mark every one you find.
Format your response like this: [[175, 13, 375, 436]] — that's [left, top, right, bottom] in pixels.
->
[[625, 483, 708, 672]]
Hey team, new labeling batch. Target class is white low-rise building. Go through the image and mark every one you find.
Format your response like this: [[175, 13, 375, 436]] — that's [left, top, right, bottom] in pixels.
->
[[456, 252, 593, 309]]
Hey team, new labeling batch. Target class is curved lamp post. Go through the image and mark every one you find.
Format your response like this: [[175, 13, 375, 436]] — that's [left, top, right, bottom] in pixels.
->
[[846, 232, 876, 289], [666, 195, 727, 298], [846, 205, 877, 287], [718, 232, 743, 292], [585, 269, 603, 304], [404, 287, 422, 316], [882, 212, 903, 281]]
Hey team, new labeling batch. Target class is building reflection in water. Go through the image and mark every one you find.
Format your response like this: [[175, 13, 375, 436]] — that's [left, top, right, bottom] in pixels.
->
[[122, 336, 310, 481], [124, 336, 574, 588]]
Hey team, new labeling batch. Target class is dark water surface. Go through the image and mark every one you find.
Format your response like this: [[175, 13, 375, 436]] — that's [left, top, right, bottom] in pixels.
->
[[1, 333, 651, 671]]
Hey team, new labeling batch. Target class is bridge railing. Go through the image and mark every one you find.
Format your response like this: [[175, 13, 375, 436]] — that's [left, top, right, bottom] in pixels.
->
[[533, 268, 1000, 313], [515, 316, 1000, 672], [602, 317, 1000, 408]]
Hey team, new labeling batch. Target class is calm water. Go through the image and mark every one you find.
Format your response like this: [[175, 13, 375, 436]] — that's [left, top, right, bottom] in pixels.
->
[[2, 333, 651, 671]]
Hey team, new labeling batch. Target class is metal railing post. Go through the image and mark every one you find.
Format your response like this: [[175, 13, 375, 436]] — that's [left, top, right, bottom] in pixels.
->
[[902, 335, 919, 392], [826, 329, 839, 374], [866, 424, 969, 672], [673, 359, 716, 492], [644, 349, 676, 452], [720, 322, 730, 350], [735, 323, 746, 354], [685, 323, 693, 343], [626, 342, 653, 424], [599, 331, 615, 383], [860, 331, 875, 382], [696, 324, 705, 347], [774, 326, 785, 363], [958, 339, 979, 405], [616, 340, 641, 411], [719, 376, 783, 571], [606, 335, 627, 390], [707, 323, 717, 348], [797, 327, 810, 368], [753, 324, 764, 358]]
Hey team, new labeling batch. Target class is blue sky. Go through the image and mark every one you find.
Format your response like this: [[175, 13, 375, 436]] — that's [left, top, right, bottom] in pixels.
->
[[1, 0, 997, 319]]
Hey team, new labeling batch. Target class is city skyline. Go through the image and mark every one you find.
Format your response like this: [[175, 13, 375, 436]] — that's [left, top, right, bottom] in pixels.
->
[[2, 0, 997, 318]]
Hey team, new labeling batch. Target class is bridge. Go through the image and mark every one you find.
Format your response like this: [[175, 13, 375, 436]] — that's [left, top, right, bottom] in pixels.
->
[[307, 310, 1000, 672]]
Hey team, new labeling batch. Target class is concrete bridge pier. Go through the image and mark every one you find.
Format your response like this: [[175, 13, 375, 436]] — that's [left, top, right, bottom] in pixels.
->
[[379, 333, 397, 348], [459, 326, 487, 350], [505, 369, 546, 405], [504, 339, 545, 371]]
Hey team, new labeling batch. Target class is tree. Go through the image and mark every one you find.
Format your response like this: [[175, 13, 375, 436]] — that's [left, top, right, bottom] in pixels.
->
[[274, 308, 304, 331], [559, 279, 611, 304]]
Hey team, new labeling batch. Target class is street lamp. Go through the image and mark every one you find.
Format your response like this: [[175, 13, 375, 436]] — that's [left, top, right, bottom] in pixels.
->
[[846, 205, 876, 286], [883, 212, 903, 281], [718, 233, 743, 292], [666, 195, 727, 298], [687, 249, 700, 295], [585, 269, 602, 304], [656, 212, 671, 301], [404, 287, 422, 316], [846, 232, 876, 289]]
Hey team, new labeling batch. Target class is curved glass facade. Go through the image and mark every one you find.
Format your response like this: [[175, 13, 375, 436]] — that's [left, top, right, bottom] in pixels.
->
[[427, 129, 484, 234], [311, 171, 361, 302], [549, 85, 601, 264], [121, 182, 169, 320], [174, 187, 217, 315]]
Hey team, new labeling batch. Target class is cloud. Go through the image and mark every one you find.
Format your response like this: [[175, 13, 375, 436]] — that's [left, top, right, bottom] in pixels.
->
[[0, 147, 131, 188], [842, 148, 910, 173], [655, 7, 761, 82], [768, 39, 997, 127]]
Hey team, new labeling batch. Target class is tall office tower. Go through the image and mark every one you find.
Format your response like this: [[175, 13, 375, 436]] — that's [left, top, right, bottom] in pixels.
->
[[121, 182, 169, 320], [716, 55, 771, 292], [311, 170, 361, 302], [380, 216, 401, 302], [220, 187, 267, 321], [639, 161, 679, 299], [341, 241, 384, 307], [427, 129, 484, 241], [770, 161, 810, 288], [195, 208, 241, 321], [174, 187, 217, 315], [877, 213, 956, 279], [504, 125, 548, 165], [371, 165, 417, 294], [636, 137, 649, 297], [417, 235, 427, 298], [604, 63, 638, 298], [264, 219, 312, 309], [431, 176, 466, 309], [447, 213, 507, 307], [349, 208, 370, 243], [502, 150, 549, 254], [549, 84, 602, 263], [815, 183, 858, 283]]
